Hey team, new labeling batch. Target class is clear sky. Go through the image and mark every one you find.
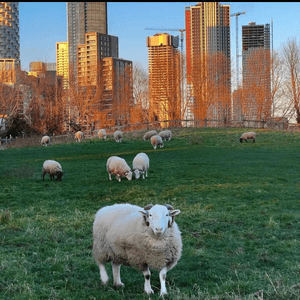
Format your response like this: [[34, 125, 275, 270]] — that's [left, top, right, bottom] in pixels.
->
[[19, 2, 300, 72]]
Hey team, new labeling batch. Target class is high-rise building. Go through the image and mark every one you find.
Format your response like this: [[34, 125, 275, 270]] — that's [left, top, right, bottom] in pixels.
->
[[77, 32, 118, 87], [238, 22, 271, 121], [67, 2, 107, 78], [0, 2, 20, 85], [185, 2, 231, 121], [56, 42, 69, 89], [147, 33, 181, 125]]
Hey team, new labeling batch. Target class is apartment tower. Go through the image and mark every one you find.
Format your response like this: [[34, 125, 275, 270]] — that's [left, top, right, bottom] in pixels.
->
[[56, 42, 69, 89], [147, 33, 181, 125], [185, 2, 231, 121], [0, 2, 20, 85], [239, 22, 271, 121], [67, 2, 107, 79]]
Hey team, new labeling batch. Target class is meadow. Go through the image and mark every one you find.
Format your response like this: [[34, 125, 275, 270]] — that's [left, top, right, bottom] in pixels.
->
[[1, 127, 300, 300]]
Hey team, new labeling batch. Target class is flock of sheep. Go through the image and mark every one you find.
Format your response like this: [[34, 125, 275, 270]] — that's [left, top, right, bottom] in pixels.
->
[[39, 128, 256, 295]]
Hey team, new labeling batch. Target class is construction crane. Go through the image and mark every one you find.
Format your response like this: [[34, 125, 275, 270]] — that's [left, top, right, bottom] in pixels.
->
[[230, 11, 246, 88], [145, 28, 185, 53]]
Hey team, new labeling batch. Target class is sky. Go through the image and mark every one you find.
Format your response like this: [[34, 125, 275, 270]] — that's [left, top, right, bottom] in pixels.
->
[[19, 2, 300, 72]]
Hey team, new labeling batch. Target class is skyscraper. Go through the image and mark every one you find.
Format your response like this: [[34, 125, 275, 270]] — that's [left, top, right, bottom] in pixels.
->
[[147, 33, 181, 124], [239, 22, 271, 121], [0, 2, 19, 63], [67, 2, 107, 78], [56, 42, 69, 89], [185, 2, 231, 121]]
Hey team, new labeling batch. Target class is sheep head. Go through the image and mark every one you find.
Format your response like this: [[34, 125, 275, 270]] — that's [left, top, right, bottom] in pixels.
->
[[140, 204, 180, 236]]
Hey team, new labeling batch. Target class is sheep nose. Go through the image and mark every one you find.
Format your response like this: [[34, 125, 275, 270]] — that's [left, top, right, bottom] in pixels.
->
[[155, 227, 163, 234]]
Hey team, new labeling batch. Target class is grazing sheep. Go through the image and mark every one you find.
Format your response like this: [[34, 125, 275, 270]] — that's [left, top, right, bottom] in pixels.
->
[[75, 131, 84, 142], [113, 130, 123, 143], [240, 131, 256, 143], [98, 129, 107, 140], [150, 135, 164, 150], [93, 203, 182, 296], [42, 160, 63, 181], [132, 153, 149, 179], [106, 156, 132, 182], [143, 130, 157, 141], [159, 130, 172, 141], [41, 135, 51, 146]]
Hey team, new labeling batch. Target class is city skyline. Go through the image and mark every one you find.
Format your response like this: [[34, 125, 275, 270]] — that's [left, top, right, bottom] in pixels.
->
[[19, 2, 300, 72]]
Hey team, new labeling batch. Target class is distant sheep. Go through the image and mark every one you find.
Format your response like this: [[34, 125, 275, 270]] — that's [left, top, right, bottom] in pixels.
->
[[240, 132, 256, 143], [159, 130, 172, 141], [143, 130, 157, 141], [93, 203, 182, 296], [132, 152, 149, 179], [41, 135, 51, 146], [98, 129, 107, 140], [106, 156, 132, 182], [114, 130, 123, 143], [150, 135, 164, 149], [75, 131, 84, 142], [42, 160, 63, 181]]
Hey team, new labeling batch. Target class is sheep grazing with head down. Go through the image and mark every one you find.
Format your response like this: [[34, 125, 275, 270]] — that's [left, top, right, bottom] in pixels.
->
[[143, 130, 157, 141], [106, 156, 132, 182], [150, 135, 164, 149], [41, 135, 51, 146], [98, 129, 107, 140], [114, 130, 123, 143], [93, 203, 182, 296], [42, 160, 63, 181], [240, 131, 256, 143], [75, 131, 84, 142], [132, 152, 149, 179], [159, 130, 172, 141]]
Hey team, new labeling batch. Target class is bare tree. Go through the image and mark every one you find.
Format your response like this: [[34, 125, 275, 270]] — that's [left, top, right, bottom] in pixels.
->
[[281, 37, 300, 123]]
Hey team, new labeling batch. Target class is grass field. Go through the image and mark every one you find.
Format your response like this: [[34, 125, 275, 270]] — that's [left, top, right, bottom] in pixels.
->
[[1, 127, 300, 300]]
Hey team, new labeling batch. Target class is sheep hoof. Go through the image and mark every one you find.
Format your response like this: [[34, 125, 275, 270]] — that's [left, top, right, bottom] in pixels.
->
[[145, 288, 154, 294], [101, 280, 109, 286], [114, 283, 125, 288]]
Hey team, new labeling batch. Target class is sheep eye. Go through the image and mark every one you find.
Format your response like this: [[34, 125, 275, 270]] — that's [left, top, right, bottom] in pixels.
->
[[149, 214, 152, 217]]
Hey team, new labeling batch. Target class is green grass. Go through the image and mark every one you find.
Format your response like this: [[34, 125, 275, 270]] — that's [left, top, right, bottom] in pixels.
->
[[1, 127, 300, 299]]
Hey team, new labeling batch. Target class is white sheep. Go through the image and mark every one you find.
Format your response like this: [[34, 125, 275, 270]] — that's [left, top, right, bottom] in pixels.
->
[[93, 203, 182, 296], [113, 130, 123, 143], [75, 131, 84, 142], [41, 135, 51, 146], [143, 130, 157, 141], [42, 160, 63, 181], [159, 129, 172, 141], [132, 152, 149, 179], [240, 131, 256, 143], [150, 135, 164, 149], [98, 129, 107, 140], [106, 156, 132, 182]]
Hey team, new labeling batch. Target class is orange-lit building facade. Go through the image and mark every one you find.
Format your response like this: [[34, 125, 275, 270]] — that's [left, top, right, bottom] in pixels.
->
[[147, 33, 181, 124], [0, 58, 16, 85], [185, 2, 231, 120], [56, 42, 69, 89]]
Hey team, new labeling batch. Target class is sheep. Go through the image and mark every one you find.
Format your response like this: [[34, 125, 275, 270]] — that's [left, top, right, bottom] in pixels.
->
[[98, 129, 107, 140], [150, 135, 164, 149], [143, 130, 157, 141], [106, 156, 132, 182], [132, 153, 149, 179], [113, 130, 123, 143], [92, 203, 182, 296], [240, 131, 256, 143], [42, 160, 63, 181], [41, 135, 51, 146], [159, 129, 172, 141], [75, 131, 84, 142]]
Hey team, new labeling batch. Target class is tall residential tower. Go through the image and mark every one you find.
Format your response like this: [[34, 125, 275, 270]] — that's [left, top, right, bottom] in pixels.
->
[[67, 2, 107, 78], [185, 2, 231, 121]]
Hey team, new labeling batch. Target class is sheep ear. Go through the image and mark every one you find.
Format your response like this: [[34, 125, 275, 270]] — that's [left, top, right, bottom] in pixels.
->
[[144, 204, 154, 210], [139, 211, 149, 226], [168, 210, 180, 228]]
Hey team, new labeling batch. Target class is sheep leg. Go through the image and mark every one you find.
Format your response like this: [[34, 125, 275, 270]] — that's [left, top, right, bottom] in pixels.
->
[[109, 173, 112, 180], [143, 268, 154, 294], [159, 266, 168, 296], [112, 262, 124, 287], [98, 263, 109, 285], [42, 171, 46, 181]]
